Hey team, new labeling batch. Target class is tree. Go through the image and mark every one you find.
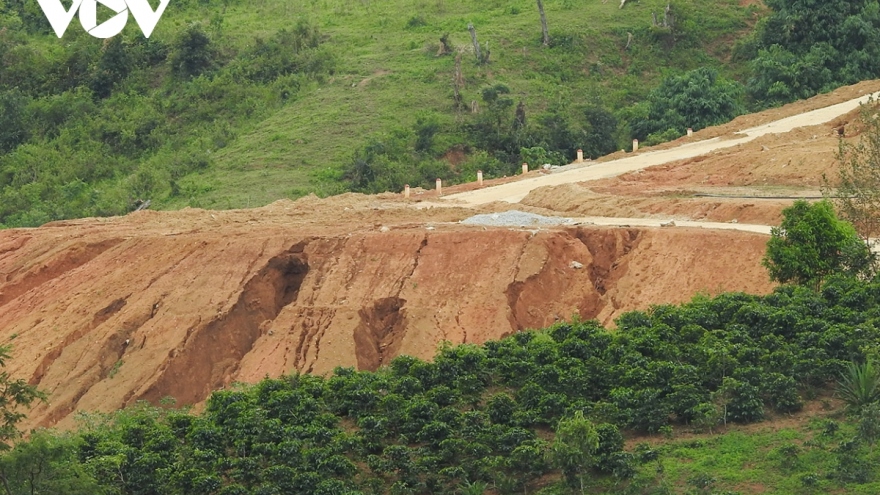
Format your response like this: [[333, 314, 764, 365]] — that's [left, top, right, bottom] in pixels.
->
[[827, 98, 880, 241], [0, 89, 28, 153], [763, 200, 874, 290], [746, 0, 880, 107], [0, 346, 44, 452], [168, 24, 215, 79], [630, 68, 743, 143], [549, 411, 599, 494]]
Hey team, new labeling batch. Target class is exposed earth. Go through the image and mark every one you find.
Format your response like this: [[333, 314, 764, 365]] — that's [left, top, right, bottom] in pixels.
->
[[2, 80, 880, 430]]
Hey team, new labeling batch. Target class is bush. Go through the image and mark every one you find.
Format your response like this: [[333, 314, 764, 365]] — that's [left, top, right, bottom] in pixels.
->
[[630, 67, 744, 142]]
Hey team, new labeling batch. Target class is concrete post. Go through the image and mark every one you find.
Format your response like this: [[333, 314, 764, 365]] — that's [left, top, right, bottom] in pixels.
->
[[577, 149, 584, 162], [632, 139, 639, 152], [477, 170, 483, 186], [404, 184, 410, 198], [687, 128, 693, 137], [436, 178, 442, 196], [522, 163, 528, 174]]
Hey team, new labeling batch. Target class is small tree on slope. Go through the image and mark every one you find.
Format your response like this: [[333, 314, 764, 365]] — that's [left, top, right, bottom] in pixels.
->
[[763, 200, 874, 290]]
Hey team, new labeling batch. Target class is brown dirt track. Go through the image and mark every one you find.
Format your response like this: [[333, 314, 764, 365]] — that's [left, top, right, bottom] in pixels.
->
[[3, 80, 880, 430]]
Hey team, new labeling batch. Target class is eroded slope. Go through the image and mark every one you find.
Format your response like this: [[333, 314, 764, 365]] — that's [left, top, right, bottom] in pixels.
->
[[0, 197, 774, 429]]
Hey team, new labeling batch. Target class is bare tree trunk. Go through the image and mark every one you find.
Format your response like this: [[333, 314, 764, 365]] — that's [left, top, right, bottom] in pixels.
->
[[453, 53, 463, 110], [537, 0, 550, 46], [515, 101, 526, 129], [619, 0, 626, 9], [625, 31, 633, 50], [468, 23, 481, 63]]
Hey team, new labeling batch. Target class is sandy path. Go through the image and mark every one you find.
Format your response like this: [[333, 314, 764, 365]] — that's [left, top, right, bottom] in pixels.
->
[[444, 92, 880, 206]]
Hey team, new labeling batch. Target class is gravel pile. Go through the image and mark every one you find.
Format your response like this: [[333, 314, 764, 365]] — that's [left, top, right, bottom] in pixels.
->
[[460, 210, 575, 227]]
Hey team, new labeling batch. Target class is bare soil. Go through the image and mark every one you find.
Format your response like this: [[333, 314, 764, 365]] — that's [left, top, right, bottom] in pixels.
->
[[4, 80, 879, 430]]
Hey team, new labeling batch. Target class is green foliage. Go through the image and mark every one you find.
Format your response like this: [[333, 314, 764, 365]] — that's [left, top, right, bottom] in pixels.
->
[[168, 24, 216, 80], [630, 67, 744, 142], [837, 360, 880, 409], [763, 200, 874, 290], [0, 0, 761, 224], [747, 0, 880, 107], [550, 411, 599, 493], [0, 431, 103, 495], [0, 345, 45, 451], [828, 97, 880, 241], [11, 276, 880, 492]]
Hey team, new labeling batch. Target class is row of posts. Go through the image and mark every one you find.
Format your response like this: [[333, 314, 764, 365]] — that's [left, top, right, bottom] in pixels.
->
[[631, 128, 694, 152], [402, 129, 694, 198]]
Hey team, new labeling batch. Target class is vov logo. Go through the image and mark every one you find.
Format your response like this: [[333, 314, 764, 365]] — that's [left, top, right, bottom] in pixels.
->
[[37, 0, 170, 39]]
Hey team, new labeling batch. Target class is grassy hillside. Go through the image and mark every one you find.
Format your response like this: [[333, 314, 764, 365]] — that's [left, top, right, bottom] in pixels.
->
[[0, 0, 761, 225], [194, 0, 758, 208]]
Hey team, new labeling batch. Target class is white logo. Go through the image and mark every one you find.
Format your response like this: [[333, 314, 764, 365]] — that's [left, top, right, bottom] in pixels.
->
[[37, 0, 170, 39]]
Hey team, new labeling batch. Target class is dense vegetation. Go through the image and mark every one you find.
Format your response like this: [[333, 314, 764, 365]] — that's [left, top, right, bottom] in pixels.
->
[[3, 273, 880, 493], [5, 0, 873, 226]]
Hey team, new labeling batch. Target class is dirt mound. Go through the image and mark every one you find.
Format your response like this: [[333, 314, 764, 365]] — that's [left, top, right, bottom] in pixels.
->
[[0, 203, 774, 429]]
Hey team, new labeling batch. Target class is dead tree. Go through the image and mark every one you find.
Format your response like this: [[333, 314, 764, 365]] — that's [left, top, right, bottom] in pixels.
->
[[468, 23, 482, 63], [665, 3, 675, 29], [625, 32, 633, 50], [514, 101, 526, 129], [652, 3, 675, 28], [537, 0, 550, 46], [619, 0, 626, 9], [453, 53, 464, 110]]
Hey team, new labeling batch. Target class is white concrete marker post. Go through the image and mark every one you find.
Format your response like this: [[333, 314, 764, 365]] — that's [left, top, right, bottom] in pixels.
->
[[522, 163, 528, 174], [436, 178, 442, 196], [404, 184, 410, 198], [687, 128, 693, 137], [632, 139, 639, 152], [477, 170, 483, 186], [577, 149, 584, 162]]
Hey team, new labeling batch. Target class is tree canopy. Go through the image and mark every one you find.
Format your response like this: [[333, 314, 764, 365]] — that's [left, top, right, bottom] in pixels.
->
[[630, 67, 744, 144], [763, 200, 874, 289], [747, 0, 880, 107]]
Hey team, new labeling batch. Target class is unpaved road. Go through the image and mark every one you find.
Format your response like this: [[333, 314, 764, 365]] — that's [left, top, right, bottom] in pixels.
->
[[444, 92, 880, 206]]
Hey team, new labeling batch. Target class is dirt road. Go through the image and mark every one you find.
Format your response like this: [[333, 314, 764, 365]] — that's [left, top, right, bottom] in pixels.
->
[[444, 91, 880, 206]]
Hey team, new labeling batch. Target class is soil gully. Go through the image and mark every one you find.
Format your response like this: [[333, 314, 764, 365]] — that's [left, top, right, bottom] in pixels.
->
[[354, 297, 406, 371], [139, 242, 311, 405], [570, 228, 642, 296]]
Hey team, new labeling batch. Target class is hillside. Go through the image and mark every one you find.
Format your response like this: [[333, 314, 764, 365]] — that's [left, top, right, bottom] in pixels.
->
[[4, 80, 880, 431], [0, 0, 762, 226]]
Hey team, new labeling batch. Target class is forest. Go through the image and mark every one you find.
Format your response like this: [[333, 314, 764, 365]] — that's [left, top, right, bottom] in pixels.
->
[[2, 0, 880, 226]]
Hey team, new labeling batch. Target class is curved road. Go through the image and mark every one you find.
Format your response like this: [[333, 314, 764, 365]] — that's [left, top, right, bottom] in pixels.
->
[[436, 91, 880, 236], [444, 92, 879, 206]]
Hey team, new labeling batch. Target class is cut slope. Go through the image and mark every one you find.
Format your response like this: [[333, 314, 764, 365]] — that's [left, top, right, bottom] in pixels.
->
[[0, 196, 774, 430]]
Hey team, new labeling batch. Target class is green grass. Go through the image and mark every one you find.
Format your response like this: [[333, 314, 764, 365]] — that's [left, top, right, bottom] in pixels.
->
[[161, 0, 759, 208], [581, 415, 880, 495], [0, 0, 760, 221]]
